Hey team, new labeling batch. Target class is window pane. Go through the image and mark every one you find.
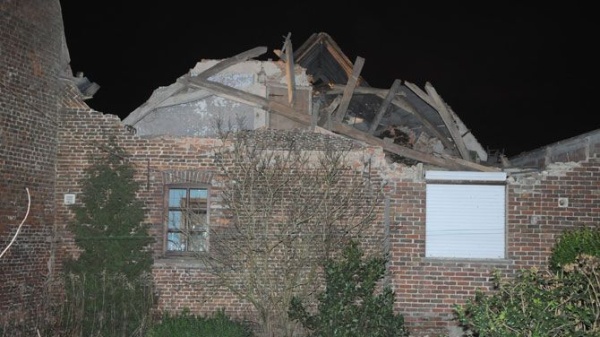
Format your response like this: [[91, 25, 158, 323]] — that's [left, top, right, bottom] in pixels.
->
[[188, 210, 207, 230], [165, 186, 210, 254], [190, 188, 208, 199], [167, 233, 184, 251], [189, 189, 208, 209], [169, 189, 186, 207], [188, 232, 207, 252], [168, 211, 182, 230]]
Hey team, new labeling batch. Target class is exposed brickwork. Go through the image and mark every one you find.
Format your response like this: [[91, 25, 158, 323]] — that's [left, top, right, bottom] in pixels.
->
[[55, 108, 387, 324], [387, 157, 600, 336], [4, 3, 599, 336], [54, 101, 600, 336], [0, 0, 67, 330]]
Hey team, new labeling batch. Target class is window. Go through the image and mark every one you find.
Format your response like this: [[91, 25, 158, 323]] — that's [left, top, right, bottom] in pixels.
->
[[425, 171, 506, 259], [165, 186, 209, 254]]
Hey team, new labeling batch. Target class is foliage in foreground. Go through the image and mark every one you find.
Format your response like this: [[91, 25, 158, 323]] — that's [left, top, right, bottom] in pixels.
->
[[289, 240, 410, 337], [203, 128, 382, 337], [146, 308, 254, 337], [454, 254, 600, 336], [549, 226, 600, 273], [62, 139, 155, 337]]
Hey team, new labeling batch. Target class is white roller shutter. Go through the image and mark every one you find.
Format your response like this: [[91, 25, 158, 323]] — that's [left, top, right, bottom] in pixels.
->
[[425, 171, 506, 259]]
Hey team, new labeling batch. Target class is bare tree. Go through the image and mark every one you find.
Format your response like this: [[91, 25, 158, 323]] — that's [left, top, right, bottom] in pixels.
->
[[195, 122, 384, 337]]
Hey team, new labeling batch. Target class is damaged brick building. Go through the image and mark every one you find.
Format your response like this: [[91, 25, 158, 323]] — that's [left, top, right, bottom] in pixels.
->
[[1, 2, 598, 337]]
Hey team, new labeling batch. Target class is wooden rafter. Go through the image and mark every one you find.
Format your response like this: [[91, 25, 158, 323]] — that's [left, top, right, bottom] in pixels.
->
[[424, 82, 471, 160], [334, 56, 364, 122], [404, 81, 471, 160], [327, 84, 455, 149], [196, 46, 267, 80], [282, 33, 296, 105], [368, 79, 401, 134], [173, 74, 498, 171], [123, 47, 268, 126], [123, 79, 187, 126]]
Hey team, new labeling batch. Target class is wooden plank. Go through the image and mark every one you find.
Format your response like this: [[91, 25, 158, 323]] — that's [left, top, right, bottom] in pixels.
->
[[334, 56, 365, 122], [266, 101, 497, 172], [124, 46, 265, 126], [324, 95, 341, 114], [327, 85, 406, 97], [281, 33, 296, 105], [368, 79, 401, 134], [403, 80, 435, 107], [122, 80, 186, 125], [389, 96, 455, 150], [444, 103, 488, 161], [332, 122, 498, 172], [157, 90, 212, 108], [401, 80, 456, 148], [439, 153, 500, 172], [185, 74, 496, 171], [321, 95, 341, 130], [195, 46, 268, 80], [311, 98, 321, 129], [405, 81, 471, 159], [328, 84, 454, 149], [187, 75, 268, 108], [424, 82, 471, 160]]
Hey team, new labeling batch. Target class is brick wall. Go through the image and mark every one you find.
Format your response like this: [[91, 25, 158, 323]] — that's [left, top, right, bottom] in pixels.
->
[[387, 158, 599, 336], [4, 3, 598, 336], [55, 107, 389, 326], [0, 0, 66, 330], [55, 103, 600, 336]]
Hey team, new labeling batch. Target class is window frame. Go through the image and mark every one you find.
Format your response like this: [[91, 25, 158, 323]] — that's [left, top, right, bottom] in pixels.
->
[[163, 183, 210, 256]]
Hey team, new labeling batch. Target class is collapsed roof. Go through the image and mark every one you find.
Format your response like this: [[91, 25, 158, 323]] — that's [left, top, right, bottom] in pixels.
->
[[123, 32, 500, 172]]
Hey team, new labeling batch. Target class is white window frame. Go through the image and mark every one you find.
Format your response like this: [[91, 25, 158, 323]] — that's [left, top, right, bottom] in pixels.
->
[[425, 171, 507, 259]]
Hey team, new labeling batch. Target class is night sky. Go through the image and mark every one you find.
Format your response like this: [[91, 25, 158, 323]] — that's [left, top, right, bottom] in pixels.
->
[[59, 2, 598, 158]]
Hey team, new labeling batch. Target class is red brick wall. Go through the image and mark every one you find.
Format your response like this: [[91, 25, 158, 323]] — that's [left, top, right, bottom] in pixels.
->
[[4, 3, 597, 336], [0, 0, 66, 329], [55, 104, 599, 337], [387, 158, 600, 336], [55, 106, 242, 316], [55, 107, 387, 323], [56, 104, 600, 337]]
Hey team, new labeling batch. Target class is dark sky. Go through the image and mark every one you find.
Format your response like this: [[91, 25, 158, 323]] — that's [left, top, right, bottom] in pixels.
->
[[60, 2, 598, 157]]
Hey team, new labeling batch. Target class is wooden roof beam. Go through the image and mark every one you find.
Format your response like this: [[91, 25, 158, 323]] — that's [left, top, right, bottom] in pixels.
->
[[280, 33, 296, 105], [267, 101, 499, 172], [195, 46, 268, 80], [186, 73, 497, 172], [405, 81, 471, 160], [327, 84, 455, 149], [123, 46, 268, 126], [368, 79, 401, 134], [123, 79, 187, 126], [334, 56, 365, 122], [424, 82, 471, 160]]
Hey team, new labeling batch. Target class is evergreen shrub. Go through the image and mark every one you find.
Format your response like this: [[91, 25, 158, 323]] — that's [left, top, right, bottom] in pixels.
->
[[62, 139, 155, 337], [288, 240, 410, 337], [549, 226, 600, 272]]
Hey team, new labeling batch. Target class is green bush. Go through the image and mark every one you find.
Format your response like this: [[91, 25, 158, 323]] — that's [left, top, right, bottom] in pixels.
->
[[62, 139, 155, 337], [549, 227, 600, 272], [454, 255, 600, 336], [288, 240, 410, 337], [147, 308, 254, 337]]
